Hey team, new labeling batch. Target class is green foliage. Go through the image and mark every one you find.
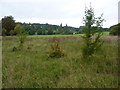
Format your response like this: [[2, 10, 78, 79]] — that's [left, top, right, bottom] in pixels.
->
[[2, 36, 118, 88], [10, 30, 14, 36], [14, 24, 27, 47], [82, 5, 104, 60], [2, 28, 6, 36], [12, 46, 19, 52], [2, 16, 15, 35], [109, 23, 120, 35], [16, 22, 80, 35], [49, 38, 64, 58]]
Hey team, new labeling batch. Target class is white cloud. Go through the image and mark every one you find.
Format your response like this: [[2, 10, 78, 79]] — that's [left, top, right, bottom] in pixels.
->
[[0, 0, 70, 3], [118, 1, 120, 23], [0, 0, 44, 3]]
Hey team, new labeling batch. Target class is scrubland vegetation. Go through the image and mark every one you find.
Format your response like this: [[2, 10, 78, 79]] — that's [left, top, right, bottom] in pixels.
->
[[1, 5, 119, 88], [2, 36, 118, 88]]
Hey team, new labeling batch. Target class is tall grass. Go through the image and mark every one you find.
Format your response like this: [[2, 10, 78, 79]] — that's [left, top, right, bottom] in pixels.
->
[[2, 36, 118, 88]]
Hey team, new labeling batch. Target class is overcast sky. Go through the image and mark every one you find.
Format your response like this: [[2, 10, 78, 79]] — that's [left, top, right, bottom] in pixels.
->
[[0, 0, 119, 28]]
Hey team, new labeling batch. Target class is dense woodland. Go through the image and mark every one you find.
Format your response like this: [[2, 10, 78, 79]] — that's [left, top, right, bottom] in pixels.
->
[[17, 22, 80, 35]]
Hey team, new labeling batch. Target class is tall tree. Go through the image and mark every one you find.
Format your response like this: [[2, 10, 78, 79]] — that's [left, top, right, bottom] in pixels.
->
[[2, 16, 16, 35], [82, 5, 104, 60]]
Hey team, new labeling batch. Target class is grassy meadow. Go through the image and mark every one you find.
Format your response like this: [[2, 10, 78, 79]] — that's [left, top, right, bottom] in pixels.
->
[[2, 34, 118, 88], [27, 31, 109, 38]]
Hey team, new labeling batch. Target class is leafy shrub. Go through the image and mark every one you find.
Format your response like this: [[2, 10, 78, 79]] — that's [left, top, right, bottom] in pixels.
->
[[48, 38, 64, 58], [14, 24, 27, 48], [12, 46, 18, 51], [2, 28, 6, 36]]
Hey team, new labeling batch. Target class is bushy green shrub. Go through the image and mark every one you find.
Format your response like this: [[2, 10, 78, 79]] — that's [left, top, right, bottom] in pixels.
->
[[14, 24, 27, 48], [48, 38, 64, 58], [2, 28, 6, 36]]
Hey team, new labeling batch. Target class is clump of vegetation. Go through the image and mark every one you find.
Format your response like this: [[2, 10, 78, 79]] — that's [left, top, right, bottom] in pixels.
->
[[14, 24, 27, 48], [12, 46, 19, 51], [82, 5, 104, 60], [48, 38, 64, 58], [109, 23, 120, 36], [2, 28, 6, 36]]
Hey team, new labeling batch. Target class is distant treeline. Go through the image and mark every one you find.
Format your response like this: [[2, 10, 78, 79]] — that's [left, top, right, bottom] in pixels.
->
[[16, 22, 109, 35], [17, 22, 80, 35], [1, 16, 110, 36]]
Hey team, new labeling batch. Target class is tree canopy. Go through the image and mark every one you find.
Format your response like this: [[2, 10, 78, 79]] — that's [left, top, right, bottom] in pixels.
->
[[2, 16, 16, 35], [109, 23, 120, 35]]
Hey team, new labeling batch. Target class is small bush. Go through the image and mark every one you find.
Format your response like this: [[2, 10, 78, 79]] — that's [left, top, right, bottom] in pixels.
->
[[12, 46, 23, 51], [14, 24, 27, 47], [48, 38, 64, 58], [2, 28, 6, 36], [12, 46, 18, 51]]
